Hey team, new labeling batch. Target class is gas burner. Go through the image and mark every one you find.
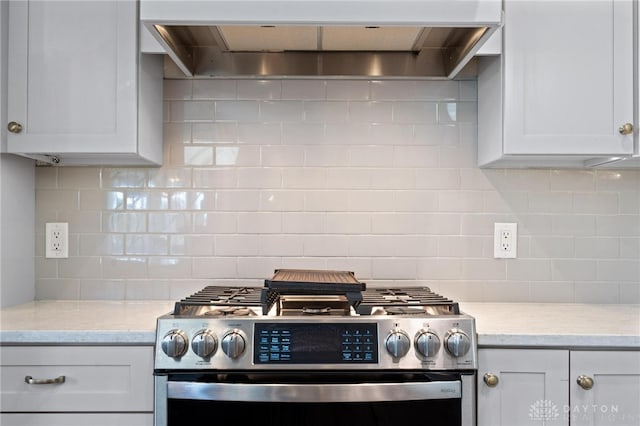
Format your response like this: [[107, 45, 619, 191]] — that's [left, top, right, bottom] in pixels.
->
[[382, 306, 428, 316], [203, 306, 256, 317]]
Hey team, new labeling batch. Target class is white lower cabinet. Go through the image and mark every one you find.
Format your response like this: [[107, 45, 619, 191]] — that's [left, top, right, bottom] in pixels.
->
[[0, 346, 154, 426], [478, 348, 640, 426]]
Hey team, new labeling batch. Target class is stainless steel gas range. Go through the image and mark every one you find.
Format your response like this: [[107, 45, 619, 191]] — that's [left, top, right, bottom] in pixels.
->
[[154, 269, 478, 426]]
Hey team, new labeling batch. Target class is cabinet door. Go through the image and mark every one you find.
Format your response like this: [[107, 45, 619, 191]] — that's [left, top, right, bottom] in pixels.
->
[[0, 346, 153, 412], [570, 351, 640, 426], [0, 413, 152, 426], [6, 0, 137, 155], [478, 348, 569, 426], [503, 0, 634, 156]]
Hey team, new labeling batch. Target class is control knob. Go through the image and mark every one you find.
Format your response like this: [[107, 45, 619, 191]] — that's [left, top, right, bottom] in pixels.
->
[[415, 329, 441, 358], [444, 329, 471, 358], [161, 329, 188, 358], [221, 330, 246, 359], [191, 330, 217, 358], [385, 329, 411, 358]]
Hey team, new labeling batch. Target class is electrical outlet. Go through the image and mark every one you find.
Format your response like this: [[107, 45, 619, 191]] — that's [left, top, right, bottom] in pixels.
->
[[494, 223, 517, 259], [45, 222, 69, 258]]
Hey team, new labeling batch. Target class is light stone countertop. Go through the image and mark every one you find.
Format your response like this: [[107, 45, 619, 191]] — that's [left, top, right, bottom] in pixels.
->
[[0, 300, 639, 349], [460, 302, 640, 349], [0, 300, 174, 345]]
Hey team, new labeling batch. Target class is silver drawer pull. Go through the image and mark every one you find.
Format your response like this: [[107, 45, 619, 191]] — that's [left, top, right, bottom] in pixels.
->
[[25, 375, 66, 385]]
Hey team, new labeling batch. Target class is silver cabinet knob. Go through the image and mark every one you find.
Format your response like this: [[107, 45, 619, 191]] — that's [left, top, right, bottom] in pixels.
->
[[619, 123, 633, 135], [483, 373, 499, 387], [7, 121, 22, 133], [577, 375, 594, 390]]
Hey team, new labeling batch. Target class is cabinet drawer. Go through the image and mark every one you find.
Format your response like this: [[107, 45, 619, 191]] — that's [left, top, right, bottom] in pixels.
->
[[0, 413, 152, 426], [0, 346, 153, 412]]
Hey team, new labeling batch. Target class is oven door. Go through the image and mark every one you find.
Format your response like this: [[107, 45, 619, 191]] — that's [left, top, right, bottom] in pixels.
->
[[154, 371, 476, 426]]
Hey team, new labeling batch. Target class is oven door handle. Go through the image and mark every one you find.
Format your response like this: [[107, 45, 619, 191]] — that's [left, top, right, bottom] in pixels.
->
[[167, 380, 461, 402]]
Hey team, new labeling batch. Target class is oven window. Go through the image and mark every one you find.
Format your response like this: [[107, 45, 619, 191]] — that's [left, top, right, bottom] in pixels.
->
[[168, 399, 461, 425]]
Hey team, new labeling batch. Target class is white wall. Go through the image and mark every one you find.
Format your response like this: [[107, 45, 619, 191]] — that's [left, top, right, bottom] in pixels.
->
[[33, 78, 640, 303]]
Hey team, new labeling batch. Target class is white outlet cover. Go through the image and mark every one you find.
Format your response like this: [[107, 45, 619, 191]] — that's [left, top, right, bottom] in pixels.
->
[[494, 222, 517, 259], [45, 222, 69, 258]]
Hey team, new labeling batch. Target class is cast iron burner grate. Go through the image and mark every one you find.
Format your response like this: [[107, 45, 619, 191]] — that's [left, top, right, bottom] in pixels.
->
[[356, 287, 460, 315], [172, 286, 264, 316]]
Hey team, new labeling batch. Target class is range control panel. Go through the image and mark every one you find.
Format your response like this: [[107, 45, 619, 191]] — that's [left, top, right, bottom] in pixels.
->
[[154, 316, 477, 371], [254, 322, 379, 364]]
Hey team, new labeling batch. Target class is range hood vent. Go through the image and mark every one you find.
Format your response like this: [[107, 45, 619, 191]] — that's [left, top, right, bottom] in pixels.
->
[[141, 0, 502, 79]]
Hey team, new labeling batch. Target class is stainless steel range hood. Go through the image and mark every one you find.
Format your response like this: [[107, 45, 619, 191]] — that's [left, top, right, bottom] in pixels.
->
[[140, 0, 503, 79]]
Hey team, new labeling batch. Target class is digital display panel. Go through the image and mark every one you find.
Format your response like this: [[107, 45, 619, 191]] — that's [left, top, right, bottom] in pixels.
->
[[254, 323, 378, 364]]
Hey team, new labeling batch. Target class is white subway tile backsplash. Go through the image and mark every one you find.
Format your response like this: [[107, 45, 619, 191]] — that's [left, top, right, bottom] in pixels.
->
[[191, 257, 238, 278], [81, 280, 126, 300], [192, 122, 238, 143], [325, 213, 372, 234], [257, 190, 304, 212], [237, 80, 282, 100], [103, 212, 147, 233], [192, 79, 237, 100], [596, 215, 640, 236], [393, 146, 439, 168], [552, 259, 598, 281], [125, 235, 169, 255], [170, 100, 215, 122], [261, 145, 306, 166], [326, 80, 370, 100], [79, 234, 124, 256], [304, 101, 349, 123], [193, 169, 237, 189], [393, 102, 437, 124], [305, 146, 350, 167], [349, 101, 393, 123], [282, 80, 326, 99], [215, 235, 260, 256], [148, 257, 192, 278], [259, 235, 304, 256], [148, 212, 192, 233], [238, 123, 282, 144], [33, 78, 640, 303], [303, 235, 349, 257], [597, 260, 640, 282], [193, 212, 237, 233], [370, 169, 415, 189], [170, 235, 215, 256], [414, 124, 458, 146], [283, 212, 325, 234], [238, 212, 282, 234], [282, 123, 325, 145], [163, 79, 193, 100], [348, 146, 394, 167], [183, 146, 214, 166], [326, 169, 370, 189], [220, 145, 262, 166], [574, 282, 620, 304], [215, 100, 260, 121], [261, 101, 305, 122], [325, 123, 371, 144]]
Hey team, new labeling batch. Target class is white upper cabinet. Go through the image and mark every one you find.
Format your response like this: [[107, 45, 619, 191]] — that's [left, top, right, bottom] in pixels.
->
[[478, 0, 636, 168], [6, 0, 163, 166], [0, 0, 7, 153]]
